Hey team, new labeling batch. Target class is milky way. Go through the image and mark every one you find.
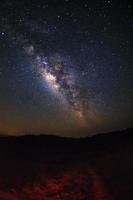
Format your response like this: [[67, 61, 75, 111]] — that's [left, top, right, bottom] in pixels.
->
[[0, 0, 132, 136], [24, 44, 85, 120], [1, 17, 86, 123]]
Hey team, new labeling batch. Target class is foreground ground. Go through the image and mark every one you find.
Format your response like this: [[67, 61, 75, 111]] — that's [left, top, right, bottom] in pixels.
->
[[0, 129, 132, 200]]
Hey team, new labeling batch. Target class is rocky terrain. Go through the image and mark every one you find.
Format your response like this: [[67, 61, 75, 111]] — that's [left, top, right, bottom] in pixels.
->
[[0, 128, 132, 200]]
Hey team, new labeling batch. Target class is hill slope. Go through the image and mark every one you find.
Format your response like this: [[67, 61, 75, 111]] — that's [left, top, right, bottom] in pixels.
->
[[0, 128, 132, 200]]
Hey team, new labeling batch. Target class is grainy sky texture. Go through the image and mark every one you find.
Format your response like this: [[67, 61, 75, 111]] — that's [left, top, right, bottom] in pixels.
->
[[0, 0, 132, 137]]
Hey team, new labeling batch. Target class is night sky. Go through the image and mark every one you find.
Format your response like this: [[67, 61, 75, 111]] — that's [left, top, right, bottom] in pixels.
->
[[0, 0, 132, 137]]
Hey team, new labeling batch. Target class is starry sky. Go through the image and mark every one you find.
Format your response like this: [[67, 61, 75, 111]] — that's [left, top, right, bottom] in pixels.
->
[[0, 0, 132, 137]]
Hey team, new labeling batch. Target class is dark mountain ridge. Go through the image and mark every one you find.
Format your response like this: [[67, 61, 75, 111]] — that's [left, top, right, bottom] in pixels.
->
[[0, 128, 132, 162]]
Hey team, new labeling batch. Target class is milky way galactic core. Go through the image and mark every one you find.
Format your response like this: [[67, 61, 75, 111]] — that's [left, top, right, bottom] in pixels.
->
[[24, 45, 85, 120]]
